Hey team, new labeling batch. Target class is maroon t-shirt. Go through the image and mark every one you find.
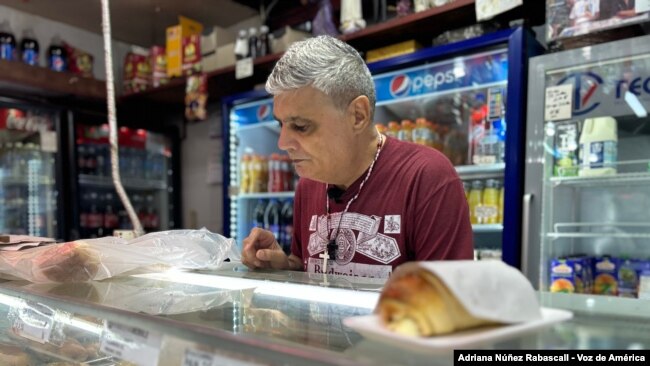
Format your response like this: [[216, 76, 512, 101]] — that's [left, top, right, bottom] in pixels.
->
[[291, 136, 473, 278]]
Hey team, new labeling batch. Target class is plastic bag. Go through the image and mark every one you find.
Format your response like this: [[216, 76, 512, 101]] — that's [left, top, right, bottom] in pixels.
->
[[0, 229, 236, 283]]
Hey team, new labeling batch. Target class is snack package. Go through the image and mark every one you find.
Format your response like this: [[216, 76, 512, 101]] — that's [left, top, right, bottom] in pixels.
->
[[0, 229, 237, 283], [376, 261, 542, 337], [185, 73, 208, 121], [63, 41, 94, 78]]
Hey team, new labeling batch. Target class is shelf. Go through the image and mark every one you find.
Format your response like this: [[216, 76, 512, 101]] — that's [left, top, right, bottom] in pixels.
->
[[0, 59, 106, 100], [550, 171, 650, 188], [546, 232, 650, 239], [455, 163, 505, 179], [539, 291, 650, 319], [78, 174, 167, 190], [0, 176, 55, 185], [236, 121, 280, 134], [472, 224, 503, 233], [236, 191, 295, 200]]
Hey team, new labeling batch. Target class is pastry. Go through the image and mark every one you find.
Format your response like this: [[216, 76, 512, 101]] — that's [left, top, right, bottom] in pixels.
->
[[376, 271, 492, 336], [0, 343, 32, 366], [33, 241, 100, 283]]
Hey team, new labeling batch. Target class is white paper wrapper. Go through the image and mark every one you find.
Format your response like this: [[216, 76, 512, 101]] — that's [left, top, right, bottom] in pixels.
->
[[382, 260, 542, 324]]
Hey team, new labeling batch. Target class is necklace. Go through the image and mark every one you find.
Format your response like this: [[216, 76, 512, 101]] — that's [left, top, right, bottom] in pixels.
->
[[325, 133, 384, 260]]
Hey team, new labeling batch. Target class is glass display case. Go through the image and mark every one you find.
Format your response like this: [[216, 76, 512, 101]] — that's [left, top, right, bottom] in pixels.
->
[[1, 264, 650, 365], [524, 34, 650, 316]]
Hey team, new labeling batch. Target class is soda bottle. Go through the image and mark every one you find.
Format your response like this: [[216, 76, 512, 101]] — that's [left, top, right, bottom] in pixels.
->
[[386, 121, 400, 139], [468, 180, 483, 225], [0, 21, 16, 61], [264, 199, 281, 245], [240, 154, 251, 193], [234, 29, 248, 60], [482, 179, 499, 224], [47, 36, 67, 72], [398, 120, 414, 142], [20, 29, 39, 66], [248, 27, 258, 59], [103, 193, 119, 235], [281, 155, 293, 191], [280, 200, 294, 254], [252, 199, 266, 230], [86, 145, 97, 176], [498, 183, 505, 224]]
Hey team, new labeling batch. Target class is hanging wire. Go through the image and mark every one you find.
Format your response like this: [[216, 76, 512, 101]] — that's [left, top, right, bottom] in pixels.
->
[[100, 0, 144, 236]]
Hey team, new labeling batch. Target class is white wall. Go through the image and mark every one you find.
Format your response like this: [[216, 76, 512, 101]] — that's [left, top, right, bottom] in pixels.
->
[[0, 5, 132, 86]]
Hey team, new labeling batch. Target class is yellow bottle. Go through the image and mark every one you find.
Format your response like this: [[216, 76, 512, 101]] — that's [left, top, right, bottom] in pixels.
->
[[240, 154, 251, 194], [498, 183, 505, 224], [250, 154, 262, 193], [387, 121, 400, 139], [468, 180, 483, 225], [483, 179, 500, 224]]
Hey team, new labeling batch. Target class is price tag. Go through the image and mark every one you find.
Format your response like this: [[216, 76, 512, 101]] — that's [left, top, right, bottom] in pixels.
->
[[40, 131, 58, 153], [235, 58, 254, 80], [636, 0, 650, 13], [12, 302, 54, 344], [544, 84, 573, 121], [182, 348, 215, 366], [100, 321, 162, 366]]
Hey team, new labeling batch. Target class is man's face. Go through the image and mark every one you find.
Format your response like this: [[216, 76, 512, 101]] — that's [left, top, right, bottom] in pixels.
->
[[273, 86, 354, 184]]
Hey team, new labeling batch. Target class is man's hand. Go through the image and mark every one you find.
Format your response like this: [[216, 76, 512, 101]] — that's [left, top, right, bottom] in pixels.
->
[[241, 227, 291, 270]]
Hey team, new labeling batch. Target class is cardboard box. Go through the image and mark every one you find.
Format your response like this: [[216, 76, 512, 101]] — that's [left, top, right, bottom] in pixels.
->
[[271, 26, 312, 54], [202, 42, 236, 72], [366, 40, 422, 63], [166, 16, 203, 77]]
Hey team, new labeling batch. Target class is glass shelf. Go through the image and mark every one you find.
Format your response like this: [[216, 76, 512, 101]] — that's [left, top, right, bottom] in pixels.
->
[[547, 222, 650, 239], [235, 121, 280, 134], [472, 224, 503, 233], [237, 191, 295, 200], [78, 174, 167, 190], [0, 176, 55, 185], [546, 232, 650, 239], [550, 171, 650, 188], [539, 292, 650, 319], [455, 163, 505, 179]]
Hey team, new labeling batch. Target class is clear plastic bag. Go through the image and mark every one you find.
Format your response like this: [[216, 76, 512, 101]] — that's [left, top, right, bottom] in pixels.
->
[[0, 229, 237, 283]]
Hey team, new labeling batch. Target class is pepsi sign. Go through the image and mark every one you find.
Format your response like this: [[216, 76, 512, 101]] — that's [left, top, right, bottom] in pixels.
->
[[375, 49, 508, 104], [231, 99, 274, 125]]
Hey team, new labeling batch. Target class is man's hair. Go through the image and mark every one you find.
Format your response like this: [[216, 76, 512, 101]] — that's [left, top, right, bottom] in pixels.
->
[[266, 35, 376, 118]]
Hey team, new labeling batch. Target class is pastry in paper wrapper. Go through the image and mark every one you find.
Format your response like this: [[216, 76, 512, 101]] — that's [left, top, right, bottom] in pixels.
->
[[376, 260, 542, 336]]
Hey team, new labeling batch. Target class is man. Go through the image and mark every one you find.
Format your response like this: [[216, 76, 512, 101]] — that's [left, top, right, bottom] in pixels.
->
[[241, 35, 473, 278]]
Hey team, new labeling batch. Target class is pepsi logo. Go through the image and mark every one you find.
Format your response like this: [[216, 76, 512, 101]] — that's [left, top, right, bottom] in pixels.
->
[[257, 104, 271, 121], [389, 75, 411, 98]]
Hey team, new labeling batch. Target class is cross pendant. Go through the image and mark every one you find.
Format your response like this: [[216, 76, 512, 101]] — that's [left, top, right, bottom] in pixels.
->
[[319, 251, 330, 274]]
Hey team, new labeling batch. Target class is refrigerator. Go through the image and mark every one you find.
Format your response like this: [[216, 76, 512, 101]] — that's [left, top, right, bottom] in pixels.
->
[[66, 111, 181, 240], [524, 34, 650, 314], [0, 98, 66, 239], [223, 27, 542, 268]]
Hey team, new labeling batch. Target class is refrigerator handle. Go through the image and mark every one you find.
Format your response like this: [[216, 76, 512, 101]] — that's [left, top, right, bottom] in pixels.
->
[[521, 193, 534, 277]]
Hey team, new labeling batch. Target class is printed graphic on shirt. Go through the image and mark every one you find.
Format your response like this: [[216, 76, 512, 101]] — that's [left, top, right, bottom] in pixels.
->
[[307, 257, 393, 278], [307, 212, 400, 265], [384, 215, 401, 234]]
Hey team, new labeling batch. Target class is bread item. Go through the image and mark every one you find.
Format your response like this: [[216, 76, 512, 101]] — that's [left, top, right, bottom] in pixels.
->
[[59, 338, 89, 361], [377, 271, 492, 336], [33, 241, 100, 283], [0, 344, 31, 366]]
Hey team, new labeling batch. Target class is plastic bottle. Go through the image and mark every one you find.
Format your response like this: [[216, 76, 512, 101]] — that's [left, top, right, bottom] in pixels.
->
[[482, 179, 500, 224], [264, 199, 282, 242], [0, 21, 16, 61], [468, 180, 483, 225], [248, 27, 258, 59], [398, 120, 414, 142], [250, 154, 262, 193], [86, 145, 97, 176], [579, 116, 618, 176], [234, 29, 249, 60], [240, 154, 251, 194], [20, 29, 39, 66], [498, 182, 505, 224], [281, 155, 293, 191], [258, 25, 270, 57], [47, 36, 67, 72], [103, 193, 119, 235], [280, 200, 294, 255], [252, 199, 266, 230]]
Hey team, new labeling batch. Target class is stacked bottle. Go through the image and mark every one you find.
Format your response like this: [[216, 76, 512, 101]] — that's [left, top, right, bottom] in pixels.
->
[[251, 198, 294, 255], [464, 179, 504, 225], [240, 153, 295, 193]]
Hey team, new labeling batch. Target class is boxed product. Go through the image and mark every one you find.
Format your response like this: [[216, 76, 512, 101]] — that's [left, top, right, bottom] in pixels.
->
[[201, 26, 236, 72], [549, 258, 577, 293], [547, 0, 650, 41], [182, 34, 202, 76], [166, 15, 203, 77], [271, 26, 312, 54], [63, 42, 94, 78], [366, 40, 422, 63], [150, 45, 168, 88], [553, 120, 580, 177], [123, 47, 151, 94], [593, 256, 618, 296]]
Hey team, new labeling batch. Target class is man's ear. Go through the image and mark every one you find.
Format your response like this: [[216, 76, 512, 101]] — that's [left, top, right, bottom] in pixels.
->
[[348, 95, 372, 133]]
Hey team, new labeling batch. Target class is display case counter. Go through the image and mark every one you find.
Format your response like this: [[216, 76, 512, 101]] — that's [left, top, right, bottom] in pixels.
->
[[0, 264, 649, 365]]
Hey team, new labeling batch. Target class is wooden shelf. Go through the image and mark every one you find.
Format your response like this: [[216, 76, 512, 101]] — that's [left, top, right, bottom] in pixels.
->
[[0, 59, 106, 100]]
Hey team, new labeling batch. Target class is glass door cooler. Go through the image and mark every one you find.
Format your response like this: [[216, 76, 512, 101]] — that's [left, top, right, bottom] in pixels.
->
[[524, 34, 650, 316]]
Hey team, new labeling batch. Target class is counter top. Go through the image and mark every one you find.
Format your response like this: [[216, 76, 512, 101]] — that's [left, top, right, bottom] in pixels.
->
[[0, 263, 648, 365]]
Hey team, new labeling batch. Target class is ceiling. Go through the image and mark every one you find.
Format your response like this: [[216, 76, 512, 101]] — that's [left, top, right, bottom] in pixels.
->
[[0, 0, 262, 47]]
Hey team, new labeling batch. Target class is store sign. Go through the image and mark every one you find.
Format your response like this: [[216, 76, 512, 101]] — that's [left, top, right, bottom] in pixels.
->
[[0, 108, 53, 132], [230, 99, 275, 125], [374, 48, 509, 103]]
